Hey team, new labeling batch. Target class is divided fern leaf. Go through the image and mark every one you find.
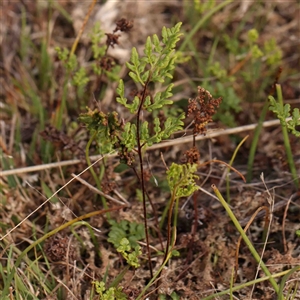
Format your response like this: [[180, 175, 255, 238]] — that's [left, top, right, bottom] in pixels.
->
[[269, 95, 300, 137]]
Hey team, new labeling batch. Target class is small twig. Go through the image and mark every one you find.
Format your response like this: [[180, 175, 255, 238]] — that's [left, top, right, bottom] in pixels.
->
[[249, 173, 275, 298], [200, 159, 246, 182], [113, 189, 130, 205], [71, 174, 129, 206], [56, 278, 80, 300], [65, 236, 72, 288], [200, 140, 213, 187], [191, 191, 199, 237], [239, 198, 297, 227], [9, 112, 17, 154], [160, 152, 169, 171], [282, 193, 297, 253], [9, 287, 13, 300], [136, 76, 154, 278], [234, 205, 270, 282], [1, 118, 293, 177], [69, 0, 97, 57]]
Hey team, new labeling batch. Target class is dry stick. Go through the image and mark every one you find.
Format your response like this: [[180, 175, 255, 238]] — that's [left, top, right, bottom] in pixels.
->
[[239, 197, 297, 227], [71, 173, 129, 206], [250, 174, 275, 298], [9, 287, 13, 300], [69, 0, 97, 57], [200, 139, 214, 188], [56, 278, 79, 300], [282, 193, 296, 253], [0, 135, 8, 155], [191, 136, 199, 238], [65, 236, 73, 294], [143, 276, 165, 299], [9, 113, 17, 154], [191, 191, 199, 237], [0, 156, 106, 241], [56, 152, 73, 199], [234, 205, 270, 282], [197, 186, 220, 202], [113, 189, 130, 206], [149, 117, 294, 150], [201, 159, 246, 183], [1, 118, 294, 177]]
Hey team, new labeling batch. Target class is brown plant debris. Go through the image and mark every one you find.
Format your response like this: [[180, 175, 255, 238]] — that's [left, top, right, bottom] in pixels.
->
[[114, 18, 134, 33], [44, 233, 77, 264], [40, 125, 85, 159], [183, 146, 201, 164], [187, 86, 222, 136]]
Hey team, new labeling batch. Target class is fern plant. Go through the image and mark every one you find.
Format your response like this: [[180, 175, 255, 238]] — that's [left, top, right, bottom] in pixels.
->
[[117, 238, 142, 268], [269, 96, 300, 137], [93, 281, 127, 300], [163, 163, 199, 259], [80, 23, 216, 298], [80, 22, 185, 280], [268, 84, 299, 187], [80, 22, 185, 159], [93, 238, 141, 300]]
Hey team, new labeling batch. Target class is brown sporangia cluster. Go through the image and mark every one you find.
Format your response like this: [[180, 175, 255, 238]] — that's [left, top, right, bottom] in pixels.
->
[[99, 56, 115, 71], [183, 146, 201, 164], [80, 107, 136, 165], [94, 18, 133, 73], [122, 286, 140, 300], [118, 146, 135, 166], [40, 125, 85, 159], [105, 33, 121, 48], [105, 18, 134, 49], [44, 234, 77, 265], [114, 18, 134, 33], [187, 86, 222, 136]]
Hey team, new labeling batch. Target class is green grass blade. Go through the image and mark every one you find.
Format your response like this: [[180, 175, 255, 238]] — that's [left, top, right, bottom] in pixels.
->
[[246, 100, 269, 182], [275, 84, 299, 188], [212, 184, 279, 293], [179, 0, 233, 51]]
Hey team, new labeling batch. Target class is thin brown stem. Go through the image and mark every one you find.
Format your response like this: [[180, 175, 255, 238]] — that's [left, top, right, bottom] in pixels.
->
[[132, 166, 164, 249], [136, 76, 153, 277], [282, 193, 295, 253], [93, 27, 114, 101], [200, 159, 246, 182], [145, 189, 164, 249], [156, 189, 178, 289], [191, 190, 199, 237], [162, 186, 179, 264]]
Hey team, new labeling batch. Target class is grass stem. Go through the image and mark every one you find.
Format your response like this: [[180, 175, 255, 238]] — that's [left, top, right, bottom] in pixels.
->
[[212, 184, 279, 294]]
